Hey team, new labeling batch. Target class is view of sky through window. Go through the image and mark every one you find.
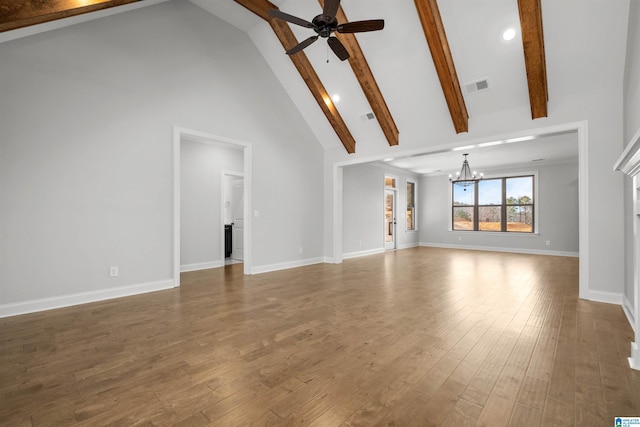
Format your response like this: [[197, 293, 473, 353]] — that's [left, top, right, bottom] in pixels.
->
[[506, 177, 533, 202], [453, 182, 474, 205], [478, 179, 501, 205]]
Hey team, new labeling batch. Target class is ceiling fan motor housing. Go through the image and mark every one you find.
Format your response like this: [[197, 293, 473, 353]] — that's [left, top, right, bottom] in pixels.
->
[[312, 15, 338, 38], [268, 3, 383, 61]]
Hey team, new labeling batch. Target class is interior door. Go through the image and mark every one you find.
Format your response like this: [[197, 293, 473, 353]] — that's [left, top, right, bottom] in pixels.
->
[[231, 178, 244, 261], [384, 189, 396, 250]]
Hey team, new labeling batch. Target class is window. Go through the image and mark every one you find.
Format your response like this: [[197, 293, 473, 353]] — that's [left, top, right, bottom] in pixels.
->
[[406, 180, 416, 230], [385, 176, 396, 188], [506, 177, 534, 232], [452, 175, 534, 233], [478, 179, 501, 231]]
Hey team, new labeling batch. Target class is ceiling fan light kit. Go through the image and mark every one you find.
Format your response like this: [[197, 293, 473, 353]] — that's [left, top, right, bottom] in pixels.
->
[[268, 0, 384, 61]]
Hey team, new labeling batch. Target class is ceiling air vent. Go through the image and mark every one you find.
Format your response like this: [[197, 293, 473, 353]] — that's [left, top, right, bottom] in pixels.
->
[[464, 78, 489, 94], [360, 112, 376, 121]]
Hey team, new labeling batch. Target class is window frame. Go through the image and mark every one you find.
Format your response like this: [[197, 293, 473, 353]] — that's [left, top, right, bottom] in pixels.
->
[[406, 179, 417, 231], [385, 175, 397, 189], [450, 172, 538, 234]]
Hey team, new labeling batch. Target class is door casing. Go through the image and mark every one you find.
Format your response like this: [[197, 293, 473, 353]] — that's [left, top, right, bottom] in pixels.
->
[[384, 188, 397, 250]]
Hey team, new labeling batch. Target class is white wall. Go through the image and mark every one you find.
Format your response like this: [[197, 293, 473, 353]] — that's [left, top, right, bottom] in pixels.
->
[[342, 163, 420, 256], [180, 141, 242, 268], [420, 162, 579, 255], [0, 1, 324, 313]]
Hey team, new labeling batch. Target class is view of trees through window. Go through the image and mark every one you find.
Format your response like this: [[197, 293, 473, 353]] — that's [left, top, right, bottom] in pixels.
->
[[452, 175, 534, 232]]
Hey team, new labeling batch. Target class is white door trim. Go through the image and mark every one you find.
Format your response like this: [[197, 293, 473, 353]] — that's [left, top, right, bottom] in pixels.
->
[[384, 187, 397, 250], [221, 171, 243, 263], [230, 177, 245, 261], [173, 126, 253, 287]]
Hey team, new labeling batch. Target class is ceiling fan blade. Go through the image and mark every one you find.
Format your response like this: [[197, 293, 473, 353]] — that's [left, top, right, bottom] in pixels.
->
[[268, 9, 314, 28], [337, 19, 385, 33], [328, 36, 349, 61], [286, 35, 319, 55], [322, 0, 340, 21]]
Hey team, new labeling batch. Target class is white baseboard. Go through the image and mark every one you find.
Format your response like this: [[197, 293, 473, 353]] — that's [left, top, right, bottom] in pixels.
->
[[629, 342, 640, 371], [251, 257, 325, 275], [583, 289, 623, 305], [398, 242, 419, 250], [623, 294, 636, 333], [419, 242, 579, 258], [0, 279, 175, 319], [343, 248, 385, 260], [180, 260, 224, 272]]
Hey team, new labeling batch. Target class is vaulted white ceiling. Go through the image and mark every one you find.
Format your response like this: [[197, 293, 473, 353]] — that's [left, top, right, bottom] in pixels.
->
[[190, 0, 629, 173], [1, 0, 628, 173]]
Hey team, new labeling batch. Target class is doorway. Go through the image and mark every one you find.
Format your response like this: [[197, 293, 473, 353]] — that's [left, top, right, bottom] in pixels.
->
[[222, 174, 244, 264], [173, 127, 253, 286], [384, 189, 396, 250], [231, 178, 244, 261]]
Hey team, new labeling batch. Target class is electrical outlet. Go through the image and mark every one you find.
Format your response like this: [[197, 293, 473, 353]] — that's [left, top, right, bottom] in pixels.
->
[[299, 246, 304, 254], [109, 266, 119, 277], [546, 240, 551, 246]]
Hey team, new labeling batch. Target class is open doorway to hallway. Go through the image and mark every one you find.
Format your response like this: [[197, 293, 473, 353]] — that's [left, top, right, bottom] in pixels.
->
[[173, 127, 253, 285]]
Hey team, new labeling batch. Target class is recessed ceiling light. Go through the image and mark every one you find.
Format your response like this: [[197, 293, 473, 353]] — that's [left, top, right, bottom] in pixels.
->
[[453, 144, 476, 151], [505, 135, 536, 143], [478, 140, 504, 147], [503, 28, 516, 41], [332, 94, 340, 103]]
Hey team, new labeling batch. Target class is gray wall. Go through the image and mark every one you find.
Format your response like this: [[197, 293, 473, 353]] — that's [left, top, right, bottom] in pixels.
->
[[342, 163, 420, 256], [420, 162, 579, 255], [0, 1, 324, 309], [623, 2, 640, 317], [180, 141, 243, 268]]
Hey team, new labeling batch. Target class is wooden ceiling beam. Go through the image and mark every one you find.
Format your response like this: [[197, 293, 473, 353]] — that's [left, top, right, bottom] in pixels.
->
[[319, 0, 399, 147], [0, 0, 139, 33], [518, 0, 548, 119], [235, 0, 356, 153], [414, 0, 468, 134]]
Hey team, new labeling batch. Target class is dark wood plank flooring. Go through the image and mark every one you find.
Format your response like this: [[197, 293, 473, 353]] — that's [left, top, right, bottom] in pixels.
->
[[1, 247, 638, 426]]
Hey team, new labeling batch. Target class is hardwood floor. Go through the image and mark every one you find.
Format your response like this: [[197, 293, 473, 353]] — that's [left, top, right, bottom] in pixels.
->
[[1, 247, 638, 426]]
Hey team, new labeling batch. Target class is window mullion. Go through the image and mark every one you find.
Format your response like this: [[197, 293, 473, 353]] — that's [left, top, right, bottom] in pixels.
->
[[474, 181, 479, 231], [501, 178, 507, 232]]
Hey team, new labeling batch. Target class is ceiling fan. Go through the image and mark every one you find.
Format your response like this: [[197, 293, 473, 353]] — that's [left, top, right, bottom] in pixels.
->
[[268, 0, 384, 61]]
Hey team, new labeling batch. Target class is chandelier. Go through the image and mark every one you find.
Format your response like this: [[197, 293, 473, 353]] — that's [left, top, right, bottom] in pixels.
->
[[449, 153, 483, 187]]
